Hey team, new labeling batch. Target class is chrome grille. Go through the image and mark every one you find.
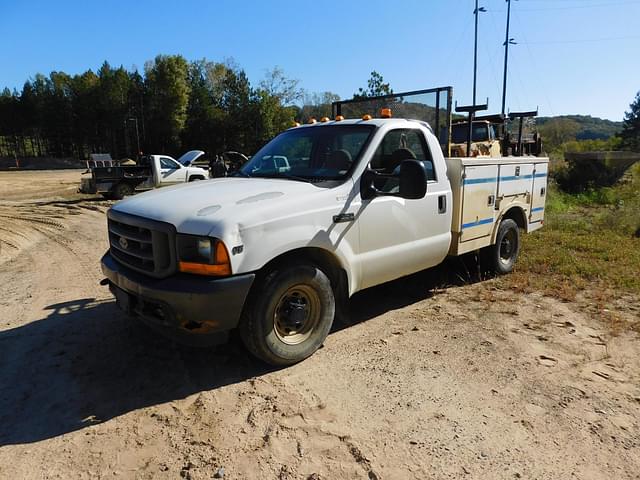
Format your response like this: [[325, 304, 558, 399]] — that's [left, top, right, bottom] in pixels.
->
[[107, 210, 176, 278]]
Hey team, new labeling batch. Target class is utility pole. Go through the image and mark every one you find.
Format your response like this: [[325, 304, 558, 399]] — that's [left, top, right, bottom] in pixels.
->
[[473, 0, 486, 106], [501, 0, 517, 115], [129, 118, 140, 158], [124, 117, 141, 159]]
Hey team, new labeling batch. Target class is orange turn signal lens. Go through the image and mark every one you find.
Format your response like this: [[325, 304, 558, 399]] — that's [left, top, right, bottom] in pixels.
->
[[178, 240, 231, 276], [179, 261, 231, 276]]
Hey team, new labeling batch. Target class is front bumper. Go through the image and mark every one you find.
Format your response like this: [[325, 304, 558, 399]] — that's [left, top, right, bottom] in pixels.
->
[[101, 251, 255, 346]]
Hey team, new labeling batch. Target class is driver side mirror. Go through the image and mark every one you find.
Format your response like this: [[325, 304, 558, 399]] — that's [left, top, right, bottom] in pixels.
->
[[398, 160, 428, 199]]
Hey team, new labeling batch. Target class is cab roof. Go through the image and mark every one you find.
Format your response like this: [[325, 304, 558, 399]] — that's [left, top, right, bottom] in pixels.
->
[[292, 117, 433, 132]]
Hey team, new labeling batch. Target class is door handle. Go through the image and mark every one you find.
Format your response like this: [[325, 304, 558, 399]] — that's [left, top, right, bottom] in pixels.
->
[[333, 213, 355, 223], [438, 195, 447, 214]]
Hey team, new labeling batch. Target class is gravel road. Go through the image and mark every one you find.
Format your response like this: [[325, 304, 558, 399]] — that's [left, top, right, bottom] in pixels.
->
[[1, 170, 638, 479]]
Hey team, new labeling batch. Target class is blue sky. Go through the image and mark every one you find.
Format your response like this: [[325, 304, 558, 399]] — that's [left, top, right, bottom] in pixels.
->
[[1, 0, 638, 120]]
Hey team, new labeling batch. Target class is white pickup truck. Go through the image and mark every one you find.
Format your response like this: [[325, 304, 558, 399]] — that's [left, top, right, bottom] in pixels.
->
[[101, 115, 548, 365], [80, 151, 209, 199]]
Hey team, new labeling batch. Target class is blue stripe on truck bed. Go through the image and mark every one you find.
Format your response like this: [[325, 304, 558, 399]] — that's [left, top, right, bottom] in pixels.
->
[[462, 217, 494, 229], [500, 174, 533, 181], [464, 177, 497, 185], [464, 173, 546, 186]]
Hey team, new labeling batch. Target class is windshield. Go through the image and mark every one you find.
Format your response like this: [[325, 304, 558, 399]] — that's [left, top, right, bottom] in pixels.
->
[[451, 123, 490, 143], [239, 125, 374, 181]]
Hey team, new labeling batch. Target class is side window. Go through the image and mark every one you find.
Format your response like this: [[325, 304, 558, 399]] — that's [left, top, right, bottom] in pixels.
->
[[405, 130, 436, 181], [370, 129, 436, 181], [160, 157, 179, 169]]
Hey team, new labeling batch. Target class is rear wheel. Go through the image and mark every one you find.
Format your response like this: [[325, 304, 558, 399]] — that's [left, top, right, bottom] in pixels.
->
[[482, 218, 520, 274], [239, 264, 335, 366], [111, 182, 134, 200], [188, 176, 205, 182]]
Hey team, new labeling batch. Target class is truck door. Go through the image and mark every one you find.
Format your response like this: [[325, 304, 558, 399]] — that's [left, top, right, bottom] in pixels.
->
[[460, 165, 499, 242], [158, 157, 187, 184], [530, 162, 548, 224], [356, 128, 452, 289]]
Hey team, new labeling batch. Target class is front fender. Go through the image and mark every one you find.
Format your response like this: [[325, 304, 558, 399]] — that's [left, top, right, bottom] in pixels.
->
[[224, 218, 360, 296]]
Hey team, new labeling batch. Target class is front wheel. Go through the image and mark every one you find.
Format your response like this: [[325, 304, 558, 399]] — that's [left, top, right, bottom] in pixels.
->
[[481, 218, 520, 274], [239, 264, 335, 366]]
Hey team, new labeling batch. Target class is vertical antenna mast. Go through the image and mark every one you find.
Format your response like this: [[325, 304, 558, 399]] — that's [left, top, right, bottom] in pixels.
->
[[473, 1, 486, 106], [501, 0, 516, 115]]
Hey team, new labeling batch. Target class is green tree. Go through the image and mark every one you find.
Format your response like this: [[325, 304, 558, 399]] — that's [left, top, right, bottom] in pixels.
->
[[259, 66, 302, 105], [537, 118, 581, 152], [70, 70, 99, 157], [299, 91, 341, 121], [144, 54, 191, 153], [620, 91, 640, 152], [181, 60, 225, 156], [353, 71, 393, 99]]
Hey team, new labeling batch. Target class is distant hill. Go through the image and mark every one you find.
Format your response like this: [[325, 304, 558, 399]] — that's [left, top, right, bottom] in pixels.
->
[[537, 115, 622, 141]]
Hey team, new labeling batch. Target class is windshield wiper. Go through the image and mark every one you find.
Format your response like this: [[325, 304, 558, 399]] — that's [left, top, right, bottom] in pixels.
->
[[254, 173, 314, 183]]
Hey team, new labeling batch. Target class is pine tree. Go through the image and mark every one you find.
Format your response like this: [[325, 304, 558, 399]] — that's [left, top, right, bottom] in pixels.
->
[[620, 91, 640, 152], [353, 71, 393, 99]]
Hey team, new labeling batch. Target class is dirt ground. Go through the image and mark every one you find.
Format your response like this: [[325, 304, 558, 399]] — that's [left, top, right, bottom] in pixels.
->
[[1, 170, 639, 480]]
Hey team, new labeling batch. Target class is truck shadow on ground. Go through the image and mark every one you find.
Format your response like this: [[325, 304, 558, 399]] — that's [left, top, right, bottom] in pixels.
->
[[0, 298, 274, 446], [0, 253, 487, 446], [340, 252, 486, 329]]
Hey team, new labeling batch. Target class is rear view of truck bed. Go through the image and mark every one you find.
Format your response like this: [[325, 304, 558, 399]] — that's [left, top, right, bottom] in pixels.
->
[[446, 156, 549, 255]]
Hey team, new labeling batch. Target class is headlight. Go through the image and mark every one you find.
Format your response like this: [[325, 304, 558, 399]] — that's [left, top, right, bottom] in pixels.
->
[[176, 235, 231, 276], [197, 238, 212, 260]]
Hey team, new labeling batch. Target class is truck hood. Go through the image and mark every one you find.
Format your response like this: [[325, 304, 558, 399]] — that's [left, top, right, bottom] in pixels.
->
[[111, 177, 332, 236], [177, 150, 205, 165]]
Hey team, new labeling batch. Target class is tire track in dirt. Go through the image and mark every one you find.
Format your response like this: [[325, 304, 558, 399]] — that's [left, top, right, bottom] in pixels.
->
[[0, 202, 110, 273]]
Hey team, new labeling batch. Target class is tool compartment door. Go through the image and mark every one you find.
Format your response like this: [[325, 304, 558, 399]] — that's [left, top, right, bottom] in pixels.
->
[[497, 163, 535, 197], [461, 165, 499, 242], [530, 162, 548, 224]]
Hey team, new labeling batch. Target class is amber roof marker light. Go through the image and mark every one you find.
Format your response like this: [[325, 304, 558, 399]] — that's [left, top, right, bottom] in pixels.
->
[[335, 115, 345, 121], [380, 108, 392, 118], [361, 114, 372, 121]]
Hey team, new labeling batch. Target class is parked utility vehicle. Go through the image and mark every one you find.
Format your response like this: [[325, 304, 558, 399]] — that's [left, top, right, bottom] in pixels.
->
[[101, 88, 548, 365], [450, 119, 502, 157], [80, 151, 208, 199]]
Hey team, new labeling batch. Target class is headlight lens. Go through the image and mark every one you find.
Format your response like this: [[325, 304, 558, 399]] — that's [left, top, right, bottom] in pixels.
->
[[196, 238, 212, 260], [176, 235, 231, 276]]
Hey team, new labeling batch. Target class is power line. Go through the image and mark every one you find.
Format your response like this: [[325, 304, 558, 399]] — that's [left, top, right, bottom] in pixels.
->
[[489, 0, 640, 11], [520, 35, 640, 44], [511, 10, 556, 116]]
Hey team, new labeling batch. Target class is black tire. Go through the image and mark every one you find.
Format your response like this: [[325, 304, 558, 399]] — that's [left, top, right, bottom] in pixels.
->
[[188, 175, 205, 182], [482, 218, 520, 274], [239, 264, 335, 366], [111, 182, 134, 200]]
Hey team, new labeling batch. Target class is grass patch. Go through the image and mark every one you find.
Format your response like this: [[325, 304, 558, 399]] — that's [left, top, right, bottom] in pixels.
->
[[500, 171, 640, 299]]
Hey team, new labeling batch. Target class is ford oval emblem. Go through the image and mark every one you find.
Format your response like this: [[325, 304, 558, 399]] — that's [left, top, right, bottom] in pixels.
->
[[119, 236, 129, 250]]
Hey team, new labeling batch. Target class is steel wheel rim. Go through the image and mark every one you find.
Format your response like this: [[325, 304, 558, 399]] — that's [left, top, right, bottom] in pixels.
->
[[499, 229, 517, 264], [274, 284, 321, 345]]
